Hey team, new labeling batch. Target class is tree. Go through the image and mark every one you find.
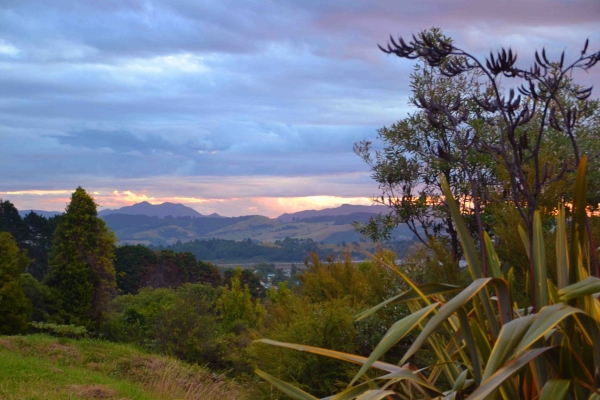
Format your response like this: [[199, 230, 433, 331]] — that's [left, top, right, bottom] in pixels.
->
[[0, 202, 63, 281], [114, 244, 157, 294], [19, 273, 57, 323], [0, 232, 31, 334], [45, 187, 116, 328], [0, 200, 26, 245], [217, 268, 266, 332], [115, 245, 222, 293], [22, 211, 61, 280], [359, 29, 600, 307], [196, 260, 222, 287], [355, 37, 495, 265], [223, 268, 265, 298]]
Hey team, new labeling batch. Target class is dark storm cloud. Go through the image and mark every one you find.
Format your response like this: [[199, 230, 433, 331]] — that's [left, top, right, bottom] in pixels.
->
[[0, 0, 599, 212], [49, 130, 206, 155]]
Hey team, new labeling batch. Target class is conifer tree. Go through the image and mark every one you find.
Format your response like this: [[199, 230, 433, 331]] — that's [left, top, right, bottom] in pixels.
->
[[0, 232, 32, 334], [0, 200, 27, 245], [45, 187, 116, 328]]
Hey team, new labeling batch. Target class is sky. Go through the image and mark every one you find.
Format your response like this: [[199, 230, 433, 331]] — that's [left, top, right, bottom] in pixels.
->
[[0, 0, 599, 217]]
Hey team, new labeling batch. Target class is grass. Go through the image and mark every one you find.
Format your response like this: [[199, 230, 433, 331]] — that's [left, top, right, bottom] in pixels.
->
[[0, 334, 248, 399]]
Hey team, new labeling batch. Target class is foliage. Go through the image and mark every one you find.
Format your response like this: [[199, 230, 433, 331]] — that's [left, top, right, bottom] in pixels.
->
[[256, 158, 600, 399], [19, 273, 57, 323], [45, 187, 117, 328], [252, 297, 359, 398], [114, 244, 157, 294], [218, 268, 266, 332], [254, 262, 288, 286], [265, 281, 293, 305], [104, 282, 254, 375], [29, 321, 88, 338], [0, 232, 32, 334], [0, 200, 61, 280], [355, 32, 492, 263], [159, 237, 329, 262], [251, 253, 412, 399], [223, 267, 265, 298], [299, 252, 400, 309], [115, 245, 222, 294], [21, 211, 62, 280], [0, 200, 27, 244], [356, 29, 600, 298]]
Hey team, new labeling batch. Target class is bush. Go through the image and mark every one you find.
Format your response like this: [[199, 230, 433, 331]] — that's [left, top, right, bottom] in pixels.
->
[[252, 296, 359, 398], [29, 321, 88, 338], [104, 282, 254, 375], [217, 268, 266, 332], [252, 254, 413, 399]]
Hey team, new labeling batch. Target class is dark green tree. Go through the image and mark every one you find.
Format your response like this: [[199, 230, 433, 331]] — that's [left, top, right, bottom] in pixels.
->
[[0, 232, 32, 334], [114, 244, 157, 294], [115, 245, 222, 293], [0, 200, 26, 245], [147, 250, 178, 288], [45, 187, 116, 328], [19, 273, 57, 323], [22, 211, 61, 280]]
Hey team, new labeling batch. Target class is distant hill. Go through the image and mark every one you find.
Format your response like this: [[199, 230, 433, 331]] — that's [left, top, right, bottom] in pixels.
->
[[101, 210, 415, 247], [10, 201, 415, 248], [277, 203, 388, 222], [18, 209, 62, 218], [98, 201, 216, 218]]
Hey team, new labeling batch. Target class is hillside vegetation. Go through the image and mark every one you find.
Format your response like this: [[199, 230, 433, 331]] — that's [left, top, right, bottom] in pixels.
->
[[0, 334, 247, 400], [102, 212, 416, 246]]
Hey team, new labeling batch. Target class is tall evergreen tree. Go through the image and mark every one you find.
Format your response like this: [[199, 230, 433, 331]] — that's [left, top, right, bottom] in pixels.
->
[[0, 232, 32, 334], [114, 244, 157, 294], [45, 187, 116, 328], [22, 211, 61, 280], [0, 200, 26, 245]]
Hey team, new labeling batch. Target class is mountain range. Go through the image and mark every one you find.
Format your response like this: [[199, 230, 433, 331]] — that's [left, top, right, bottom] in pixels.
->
[[18, 210, 62, 218], [277, 204, 389, 222], [98, 201, 223, 218], [16, 201, 414, 246]]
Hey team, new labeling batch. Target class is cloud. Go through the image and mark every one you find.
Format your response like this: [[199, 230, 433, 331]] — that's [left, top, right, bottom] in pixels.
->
[[0, 190, 71, 196], [3, 187, 375, 218], [0, 0, 598, 215]]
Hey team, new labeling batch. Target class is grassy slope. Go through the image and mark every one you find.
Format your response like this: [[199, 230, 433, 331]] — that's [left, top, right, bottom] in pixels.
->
[[0, 335, 248, 400]]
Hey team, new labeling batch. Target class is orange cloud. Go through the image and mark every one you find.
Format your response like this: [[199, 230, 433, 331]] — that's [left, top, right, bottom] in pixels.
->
[[1, 188, 375, 218], [0, 190, 71, 196], [93, 190, 230, 208]]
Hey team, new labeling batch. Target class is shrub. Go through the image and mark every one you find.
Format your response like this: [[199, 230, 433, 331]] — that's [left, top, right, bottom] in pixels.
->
[[104, 282, 254, 375], [29, 321, 88, 338], [252, 296, 359, 398], [217, 268, 266, 332]]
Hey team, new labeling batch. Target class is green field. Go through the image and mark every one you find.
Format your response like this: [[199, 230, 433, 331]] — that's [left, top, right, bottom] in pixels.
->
[[0, 335, 247, 400]]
